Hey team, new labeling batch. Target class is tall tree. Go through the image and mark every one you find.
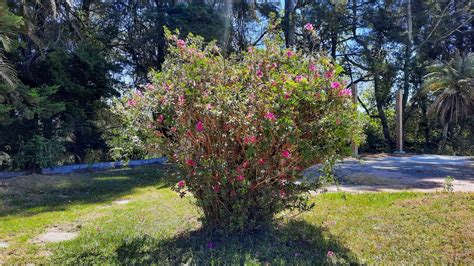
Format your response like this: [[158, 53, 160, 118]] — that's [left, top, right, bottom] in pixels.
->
[[423, 53, 474, 150], [0, 0, 23, 87]]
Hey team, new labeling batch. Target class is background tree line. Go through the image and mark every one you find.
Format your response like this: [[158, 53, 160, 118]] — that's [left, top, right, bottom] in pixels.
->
[[0, 0, 472, 170]]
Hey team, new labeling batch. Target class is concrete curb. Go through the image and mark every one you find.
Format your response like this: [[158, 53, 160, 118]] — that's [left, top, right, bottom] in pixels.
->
[[0, 157, 167, 178], [0, 171, 29, 179], [41, 157, 167, 175]]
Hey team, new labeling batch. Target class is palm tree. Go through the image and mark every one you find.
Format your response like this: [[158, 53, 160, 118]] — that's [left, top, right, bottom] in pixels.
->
[[423, 53, 474, 151], [0, 0, 23, 87]]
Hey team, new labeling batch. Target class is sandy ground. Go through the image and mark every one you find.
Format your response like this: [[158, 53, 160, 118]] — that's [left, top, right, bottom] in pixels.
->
[[305, 154, 474, 193]]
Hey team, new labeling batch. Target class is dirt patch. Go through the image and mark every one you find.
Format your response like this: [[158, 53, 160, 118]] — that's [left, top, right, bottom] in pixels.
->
[[0, 241, 8, 248], [112, 199, 131, 205], [32, 227, 78, 244]]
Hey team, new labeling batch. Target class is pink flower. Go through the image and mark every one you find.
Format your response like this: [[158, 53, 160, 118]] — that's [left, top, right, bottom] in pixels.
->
[[244, 135, 257, 144], [295, 75, 303, 82], [127, 99, 137, 107], [241, 160, 249, 168], [256, 69, 263, 78], [304, 23, 314, 31], [338, 88, 352, 97], [178, 95, 185, 105], [186, 159, 196, 167], [145, 83, 154, 90], [264, 112, 277, 121], [195, 121, 204, 132], [178, 180, 185, 188], [177, 39, 186, 49], [206, 103, 213, 110], [286, 50, 294, 58], [212, 185, 221, 193], [331, 82, 340, 89], [281, 150, 291, 158], [279, 190, 287, 198], [325, 71, 333, 78], [247, 46, 254, 53], [284, 93, 291, 99], [236, 175, 245, 181], [170, 127, 177, 133], [157, 114, 164, 123], [258, 158, 265, 165], [327, 251, 335, 257], [309, 64, 316, 72]]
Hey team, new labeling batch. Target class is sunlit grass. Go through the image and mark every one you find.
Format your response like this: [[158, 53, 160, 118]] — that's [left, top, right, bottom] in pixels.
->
[[1, 166, 472, 264]]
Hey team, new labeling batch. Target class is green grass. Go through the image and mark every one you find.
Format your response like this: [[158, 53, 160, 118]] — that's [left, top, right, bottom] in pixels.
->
[[1, 166, 473, 264]]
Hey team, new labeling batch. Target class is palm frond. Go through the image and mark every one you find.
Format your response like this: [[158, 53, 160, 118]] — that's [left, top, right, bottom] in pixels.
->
[[424, 52, 474, 126], [0, 53, 18, 87]]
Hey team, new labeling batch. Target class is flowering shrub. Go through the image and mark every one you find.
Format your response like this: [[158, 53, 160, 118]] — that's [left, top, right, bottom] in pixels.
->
[[114, 25, 362, 233]]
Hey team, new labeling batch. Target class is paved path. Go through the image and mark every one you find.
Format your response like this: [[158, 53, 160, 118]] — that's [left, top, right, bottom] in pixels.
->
[[305, 154, 474, 193]]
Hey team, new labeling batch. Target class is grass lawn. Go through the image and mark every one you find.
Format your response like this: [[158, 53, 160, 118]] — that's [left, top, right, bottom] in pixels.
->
[[1, 165, 473, 264]]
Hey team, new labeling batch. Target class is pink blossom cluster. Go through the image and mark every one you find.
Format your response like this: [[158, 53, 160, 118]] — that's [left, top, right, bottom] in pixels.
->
[[338, 88, 352, 97], [177, 39, 186, 49], [127, 99, 137, 107], [195, 121, 204, 132], [264, 112, 277, 121], [244, 135, 257, 144]]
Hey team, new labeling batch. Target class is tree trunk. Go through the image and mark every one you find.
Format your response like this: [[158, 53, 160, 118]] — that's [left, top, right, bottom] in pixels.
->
[[82, 0, 91, 20], [330, 32, 337, 59], [284, 0, 296, 47], [374, 74, 392, 151], [440, 123, 449, 151], [401, 0, 412, 113], [419, 96, 431, 151]]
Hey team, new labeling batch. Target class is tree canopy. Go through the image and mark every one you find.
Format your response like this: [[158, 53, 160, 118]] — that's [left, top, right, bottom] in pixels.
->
[[0, 0, 472, 170]]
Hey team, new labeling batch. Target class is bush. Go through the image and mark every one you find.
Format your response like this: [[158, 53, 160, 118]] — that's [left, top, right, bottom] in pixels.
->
[[103, 109, 163, 161], [114, 24, 362, 233], [0, 151, 12, 170], [14, 135, 65, 170]]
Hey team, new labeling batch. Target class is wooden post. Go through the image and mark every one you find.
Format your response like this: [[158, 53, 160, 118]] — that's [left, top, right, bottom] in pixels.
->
[[351, 83, 358, 157], [395, 89, 404, 153]]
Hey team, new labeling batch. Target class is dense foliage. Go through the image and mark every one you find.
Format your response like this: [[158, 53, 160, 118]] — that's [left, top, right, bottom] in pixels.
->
[[0, 0, 228, 170], [114, 26, 362, 232], [423, 53, 474, 152], [0, 43, 117, 169], [0, 0, 473, 171]]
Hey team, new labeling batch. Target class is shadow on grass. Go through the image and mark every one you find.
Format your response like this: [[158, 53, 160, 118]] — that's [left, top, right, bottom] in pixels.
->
[[0, 165, 176, 217], [112, 220, 358, 264]]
